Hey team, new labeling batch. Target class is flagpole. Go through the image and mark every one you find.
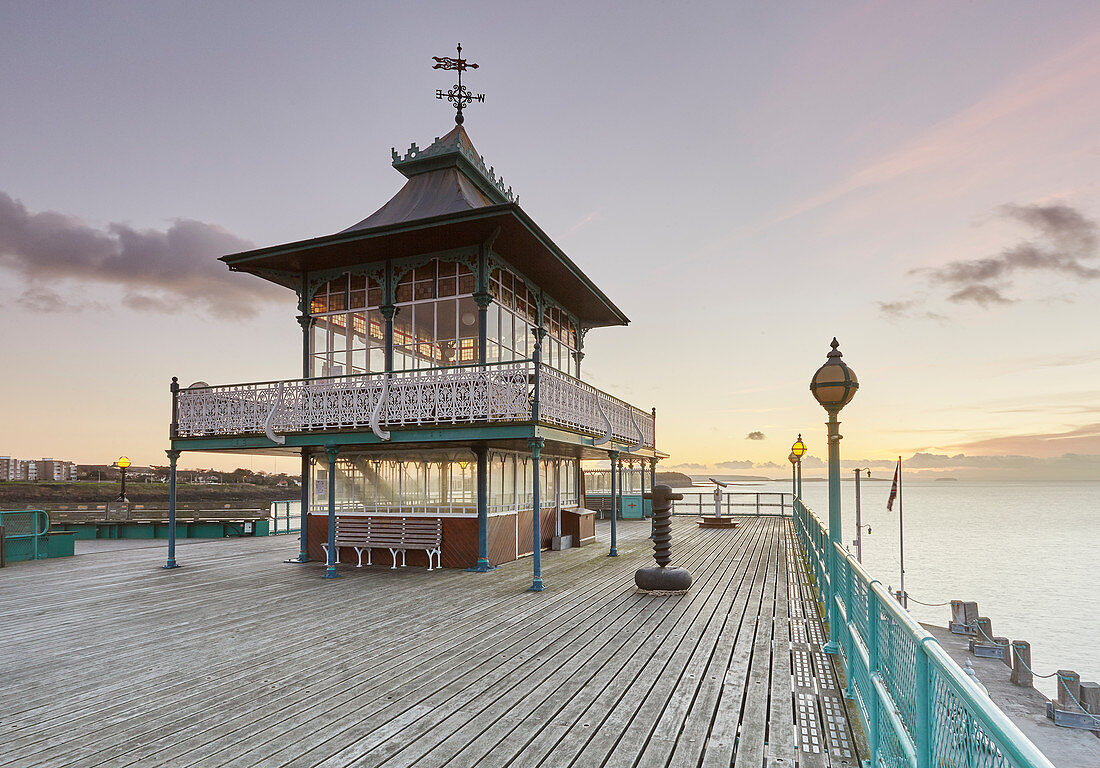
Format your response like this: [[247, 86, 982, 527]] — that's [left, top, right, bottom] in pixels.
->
[[898, 455, 905, 608]]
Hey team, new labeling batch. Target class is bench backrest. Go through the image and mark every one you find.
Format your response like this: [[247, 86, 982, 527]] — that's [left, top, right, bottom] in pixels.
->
[[334, 516, 442, 547]]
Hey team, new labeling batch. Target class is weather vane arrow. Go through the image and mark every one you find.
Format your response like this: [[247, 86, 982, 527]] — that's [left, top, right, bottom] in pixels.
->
[[433, 43, 484, 125]]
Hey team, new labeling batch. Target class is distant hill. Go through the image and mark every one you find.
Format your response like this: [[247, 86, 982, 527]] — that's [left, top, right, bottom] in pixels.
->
[[654, 471, 693, 488]]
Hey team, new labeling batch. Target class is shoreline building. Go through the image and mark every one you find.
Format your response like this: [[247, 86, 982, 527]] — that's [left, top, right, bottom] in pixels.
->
[[0, 457, 78, 481], [168, 84, 663, 579]]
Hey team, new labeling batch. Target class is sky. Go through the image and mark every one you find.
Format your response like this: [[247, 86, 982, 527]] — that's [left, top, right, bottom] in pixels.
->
[[3, 1, 1100, 480]]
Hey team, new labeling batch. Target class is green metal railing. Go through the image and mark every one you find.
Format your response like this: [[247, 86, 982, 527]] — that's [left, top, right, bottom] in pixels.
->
[[793, 498, 1056, 768], [269, 500, 301, 535], [0, 510, 50, 562]]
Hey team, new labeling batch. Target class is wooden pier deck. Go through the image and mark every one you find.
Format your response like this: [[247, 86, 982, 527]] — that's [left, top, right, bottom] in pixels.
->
[[0, 516, 859, 768]]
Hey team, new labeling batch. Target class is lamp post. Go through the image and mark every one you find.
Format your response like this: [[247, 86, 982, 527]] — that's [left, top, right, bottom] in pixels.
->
[[810, 338, 858, 655], [852, 467, 871, 563], [791, 434, 806, 498], [115, 456, 131, 502], [788, 452, 798, 498]]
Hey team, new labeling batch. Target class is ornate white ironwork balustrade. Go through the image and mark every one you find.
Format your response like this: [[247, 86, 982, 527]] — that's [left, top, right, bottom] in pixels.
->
[[176, 362, 654, 449]]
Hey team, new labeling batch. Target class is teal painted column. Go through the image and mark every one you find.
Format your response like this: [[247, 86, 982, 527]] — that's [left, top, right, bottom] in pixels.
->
[[824, 413, 842, 653], [608, 449, 619, 557], [322, 444, 340, 579], [529, 436, 544, 592], [163, 449, 181, 569], [381, 304, 396, 372], [468, 445, 494, 572], [296, 450, 310, 562]]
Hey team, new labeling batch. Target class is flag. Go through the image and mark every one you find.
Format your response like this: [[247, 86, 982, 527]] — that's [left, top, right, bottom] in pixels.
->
[[887, 458, 901, 511]]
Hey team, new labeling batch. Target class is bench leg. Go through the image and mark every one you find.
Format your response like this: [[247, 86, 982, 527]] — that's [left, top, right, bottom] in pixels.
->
[[321, 544, 328, 563], [366, 548, 372, 566], [355, 547, 364, 568], [424, 548, 433, 571], [401, 549, 407, 567], [389, 548, 398, 569]]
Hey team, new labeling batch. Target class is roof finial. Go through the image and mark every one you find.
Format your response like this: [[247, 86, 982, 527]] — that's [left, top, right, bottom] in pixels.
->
[[433, 43, 485, 126]]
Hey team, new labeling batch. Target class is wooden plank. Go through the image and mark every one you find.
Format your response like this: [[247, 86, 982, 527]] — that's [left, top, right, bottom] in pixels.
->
[[698, 521, 778, 768]]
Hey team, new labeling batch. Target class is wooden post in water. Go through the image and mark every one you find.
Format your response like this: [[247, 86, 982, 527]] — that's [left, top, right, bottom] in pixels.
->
[[1011, 641, 1033, 687], [994, 636, 1012, 667], [1080, 681, 1100, 714], [974, 616, 993, 643], [1057, 670, 1082, 712]]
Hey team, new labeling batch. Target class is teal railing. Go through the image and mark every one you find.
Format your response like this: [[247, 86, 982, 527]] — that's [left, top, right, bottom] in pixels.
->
[[793, 499, 1056, 768], [269, 500, 301, 535], [0, 509, 50, 562]]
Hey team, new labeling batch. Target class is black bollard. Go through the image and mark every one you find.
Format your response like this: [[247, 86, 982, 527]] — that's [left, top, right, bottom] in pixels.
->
[[636, 484, 693, 592]]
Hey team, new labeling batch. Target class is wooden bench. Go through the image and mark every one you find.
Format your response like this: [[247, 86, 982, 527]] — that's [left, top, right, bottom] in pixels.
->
[[321, 516, 443, 571]]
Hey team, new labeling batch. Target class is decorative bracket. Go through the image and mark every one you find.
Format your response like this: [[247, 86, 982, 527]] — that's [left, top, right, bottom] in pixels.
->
[[264, 382, 286, 445], [370, 375, 392, 441]]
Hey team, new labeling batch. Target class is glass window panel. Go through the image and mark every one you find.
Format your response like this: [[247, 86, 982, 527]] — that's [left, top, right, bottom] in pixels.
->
[[487, 304, 499, 349], [414, 264, 435, 280], [395, 282, 413, 303], [350, 312, 367, 348], [458, 271, 475, 295], [311, 295, 327, 314], [369, 347, 384, 373], [368, 308, 384, 344], [350, 290, 366, 309], [351, 348, 367, 374], [458, 296, 479, 339], [438, 276, 456, 297], [414, 280, 434, 301], [368, 286, 383, 307], [438, 261, 457, 277]]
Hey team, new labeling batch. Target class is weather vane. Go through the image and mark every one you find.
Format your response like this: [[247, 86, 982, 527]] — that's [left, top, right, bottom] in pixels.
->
[[433, 43, 484, 125]]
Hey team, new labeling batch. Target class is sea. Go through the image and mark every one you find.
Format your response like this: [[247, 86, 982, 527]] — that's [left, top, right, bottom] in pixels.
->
[[673, 478, 1099, 698]]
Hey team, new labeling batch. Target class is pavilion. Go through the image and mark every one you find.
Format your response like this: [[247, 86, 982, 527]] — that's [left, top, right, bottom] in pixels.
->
[[164, 53, 663, 586]]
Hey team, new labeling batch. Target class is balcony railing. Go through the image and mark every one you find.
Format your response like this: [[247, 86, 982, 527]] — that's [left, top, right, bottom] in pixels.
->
[[174, 360, 655, 448]]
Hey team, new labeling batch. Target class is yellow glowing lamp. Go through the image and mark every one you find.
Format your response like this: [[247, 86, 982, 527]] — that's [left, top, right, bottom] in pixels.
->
[[117, 456, 131, 469], [791, 435, 807, 459]]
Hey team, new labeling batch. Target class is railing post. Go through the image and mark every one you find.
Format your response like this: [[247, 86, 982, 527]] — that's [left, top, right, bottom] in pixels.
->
[[916, 637, 933, 768], [844, 556, 855, 698], [866, 582, 881, 764]]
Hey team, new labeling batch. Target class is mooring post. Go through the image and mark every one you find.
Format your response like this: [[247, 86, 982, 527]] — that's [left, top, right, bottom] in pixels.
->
[[994, 636, 1012, 667], [974, 616, 993, 643], [1057, 670, 1082, 711], [1080, 681, 1100, 714], [635, 484, 692, 591], [1010, 641, 1033, 687]]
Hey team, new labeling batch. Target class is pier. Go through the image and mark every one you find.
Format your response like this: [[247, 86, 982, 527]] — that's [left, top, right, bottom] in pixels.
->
[[1, 516, 858, 767]]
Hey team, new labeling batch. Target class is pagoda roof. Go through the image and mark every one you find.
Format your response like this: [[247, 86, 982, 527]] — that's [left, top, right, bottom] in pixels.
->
[[221, 126, 628, 328]]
